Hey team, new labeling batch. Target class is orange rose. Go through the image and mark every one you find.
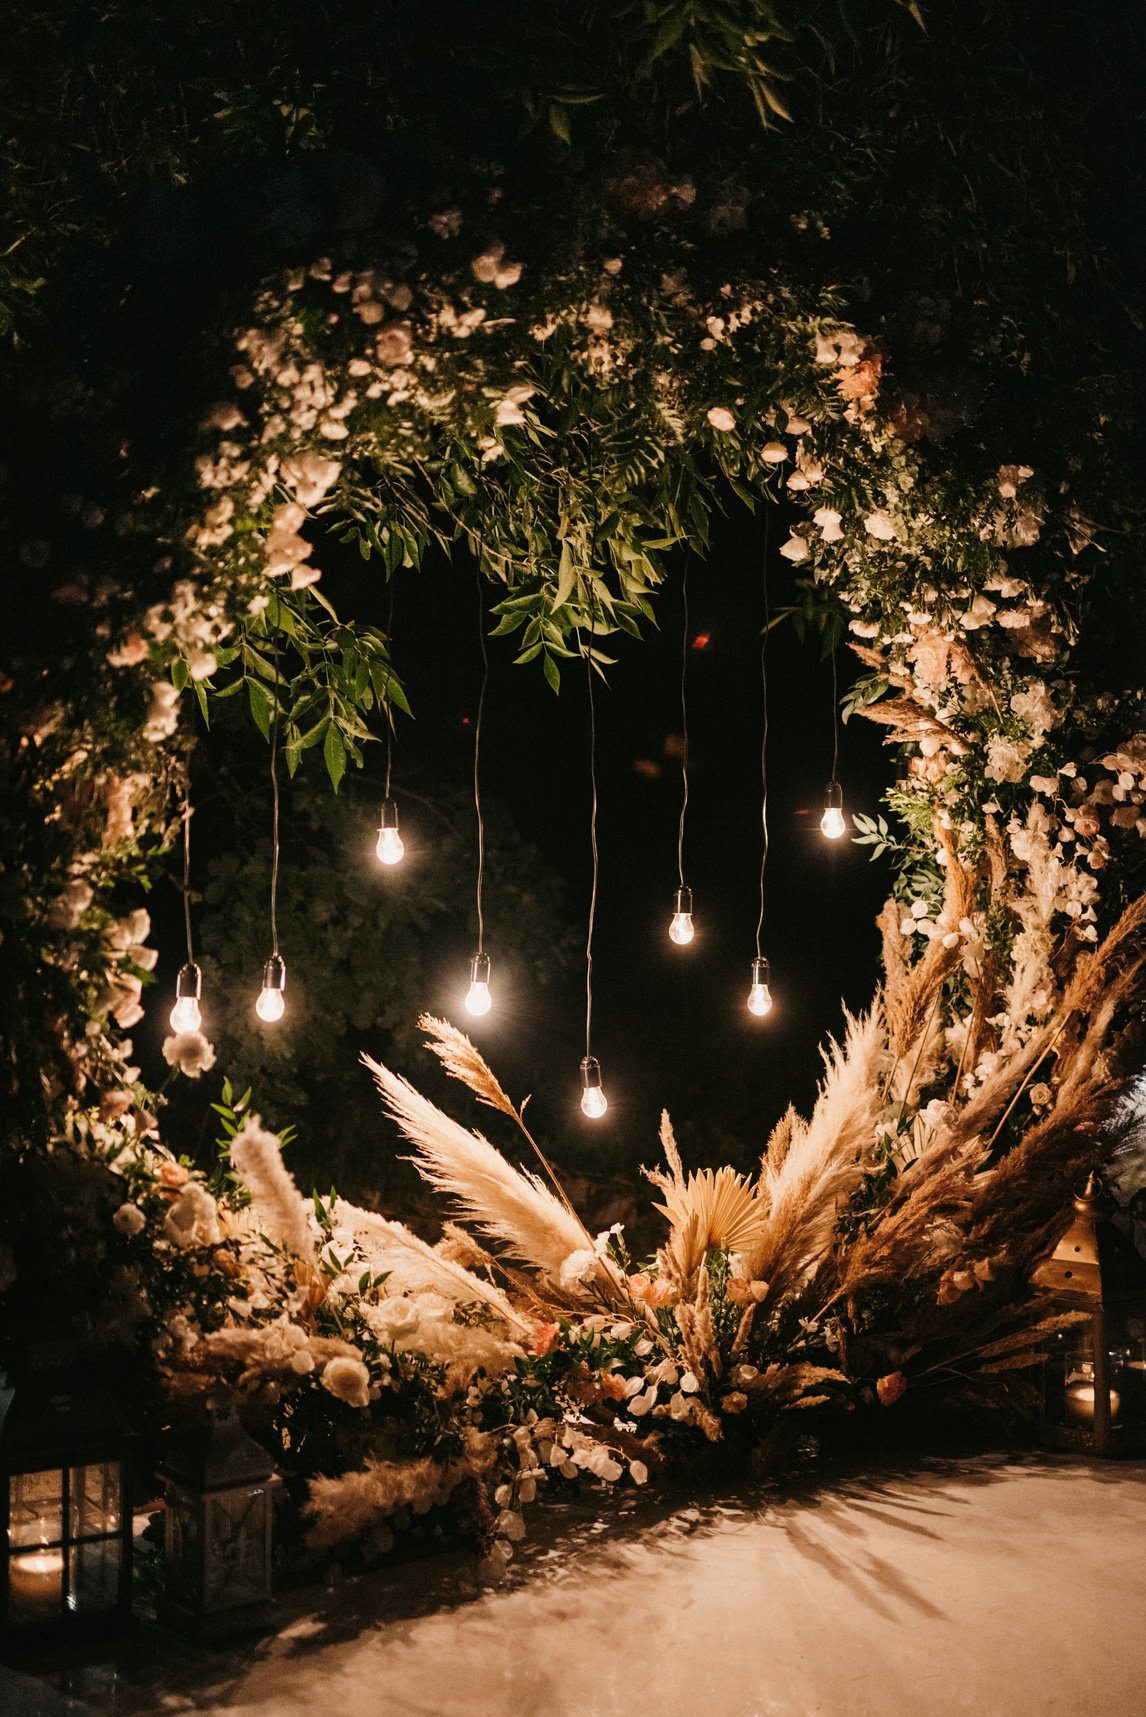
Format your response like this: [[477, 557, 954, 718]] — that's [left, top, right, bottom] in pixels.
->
[[531, 1322, 560, 1357], [876, 1371, 907, 1408], [159, 1160, 190, 1188]]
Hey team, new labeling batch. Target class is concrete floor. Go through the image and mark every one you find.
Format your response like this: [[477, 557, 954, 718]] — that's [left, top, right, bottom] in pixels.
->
[[5, 1454, 1145, 1717]]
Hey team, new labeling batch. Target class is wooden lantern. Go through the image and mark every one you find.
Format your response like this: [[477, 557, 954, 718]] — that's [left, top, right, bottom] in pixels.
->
[[1033, 1174, 1146, 1457]]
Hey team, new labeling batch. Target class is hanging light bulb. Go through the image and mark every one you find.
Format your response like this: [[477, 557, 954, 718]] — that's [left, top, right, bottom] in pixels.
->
[[375, 798, 405, 866], [668, 884, 694, 946], [820, 780, 847, 840], [169, 962, 203, 1033], [465, 951, 492, 1016], [580, 1055, 608, 1119], [747, 956, 773, 1018], [255, 954, 286, 1023]]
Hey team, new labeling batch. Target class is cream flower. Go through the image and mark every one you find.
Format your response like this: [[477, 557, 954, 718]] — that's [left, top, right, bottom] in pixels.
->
[[162, 1030, 217, 1080], [321, 1356, 372, 1409], [163, 1182, 219, 1247], [779, 535, 810, 563], [863, 510, 896, 541], [707, 406, 736, 432]]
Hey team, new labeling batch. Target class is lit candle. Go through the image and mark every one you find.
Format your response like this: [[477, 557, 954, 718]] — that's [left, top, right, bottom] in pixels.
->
[[1064, 1381, 1121, 1423], [9, 1550, 65, 1616]]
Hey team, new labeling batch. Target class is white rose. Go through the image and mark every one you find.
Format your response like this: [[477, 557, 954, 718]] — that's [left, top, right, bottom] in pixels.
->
[[373, 1298, 421, 1341], [321, 1357, 371, 1409]]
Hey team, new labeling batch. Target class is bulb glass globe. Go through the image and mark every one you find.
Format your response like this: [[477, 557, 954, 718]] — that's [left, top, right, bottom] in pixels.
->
[[747, 983, 773, 1017], [581, 1086, 608, 1119], [256, 986, 285, 1023], [375, 826, 405, 866], [465, 981, 492, 1016], [669, 912, 694, 945], [820, 806, 847, 840], [169, 996, 202, 1033]]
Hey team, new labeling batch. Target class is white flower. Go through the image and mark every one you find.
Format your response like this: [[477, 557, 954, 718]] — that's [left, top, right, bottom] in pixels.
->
[[280, 451, 342, 507], [760, 439, 787, 462], [143, 680, 180, 742], [1010, 680, 1058, 739], [863, 510, 896, 541], [163, 1182, 219, 1247], [1028, 1083, 1053, 1108], [778, 535, 810, 563], [559, 1248, 597, 1287], [321, 1356, 371, 1409], [997, 463, 1034, 499], [985, 734, 1031, 785], [707, 406, 736, 432], [959, 593, 997, 630], [373, 1298, 421, 1342], [162, 1030, 217, 1080], [113, 1203, 146, 1238]]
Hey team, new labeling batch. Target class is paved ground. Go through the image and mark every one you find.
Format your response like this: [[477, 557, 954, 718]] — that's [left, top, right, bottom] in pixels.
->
[[5, 1454, 1145, 1717]]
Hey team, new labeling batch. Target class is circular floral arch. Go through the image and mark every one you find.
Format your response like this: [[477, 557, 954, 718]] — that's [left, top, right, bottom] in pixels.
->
[[4, 2, 1146, 1574]]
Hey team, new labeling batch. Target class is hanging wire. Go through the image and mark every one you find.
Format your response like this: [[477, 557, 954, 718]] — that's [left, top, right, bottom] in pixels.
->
[[676, 557, 690, 889], [583, 592, 600, 1062], [269, 659, 282, 958], [754, 517, 771, 961], [181, 793, 195, 965], [473, 543, 490, 956], [829, 637, 840, 782], [383, 572, 396, 803]]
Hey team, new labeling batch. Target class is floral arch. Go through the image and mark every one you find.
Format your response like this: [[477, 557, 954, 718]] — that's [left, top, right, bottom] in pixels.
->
[[3, 0, 1145, 1577]]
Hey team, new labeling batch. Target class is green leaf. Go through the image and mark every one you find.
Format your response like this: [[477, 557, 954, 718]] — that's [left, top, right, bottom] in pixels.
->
[[171, 657, 190, 691], [247, 678, 273, 740], [323, 722, 347, 791], [542, 652, 561, 694]]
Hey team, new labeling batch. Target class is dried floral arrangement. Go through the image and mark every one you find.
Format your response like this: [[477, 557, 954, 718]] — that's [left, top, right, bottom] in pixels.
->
[[87, 894, 1144, 1583]]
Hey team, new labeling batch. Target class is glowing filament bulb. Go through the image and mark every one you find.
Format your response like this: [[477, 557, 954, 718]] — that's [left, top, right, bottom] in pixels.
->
[[747, 956, 773, 1018], [820, 780, 847, 840], [580, 1055, 607, 1119], [669, 884, 694, 946], [256, 954, 286, 1023], [465, 951, 492, 1016], [375, 798, 405, 866], [169, 962, 202, 1033]]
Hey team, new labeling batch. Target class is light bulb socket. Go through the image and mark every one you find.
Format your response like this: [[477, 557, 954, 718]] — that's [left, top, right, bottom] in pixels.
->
[[824, 780, 843, 811], [580, 1055, 603, 1094], [378, 797, 400, 833], [469, 951, 491, 987], [175, 961, 202, 1000], [751, 956, 771, 988], [672, 885, 693, 918], [262, 953, 286, 994]]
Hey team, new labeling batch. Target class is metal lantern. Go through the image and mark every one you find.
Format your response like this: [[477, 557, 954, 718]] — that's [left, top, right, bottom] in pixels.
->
[[0, 1365, 134, 1649], [1032, 1173, 1146, 1457], [158, 1394, 280, 1638]]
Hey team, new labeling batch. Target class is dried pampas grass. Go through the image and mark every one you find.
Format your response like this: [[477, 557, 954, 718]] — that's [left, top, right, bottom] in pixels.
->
[[646, 1112, 768, 1280], [229, 1114, 313, 1258], [748, 1007, 885, 1305], [363, 1053, 597, 1290], [336, 1202, 533, 1336]]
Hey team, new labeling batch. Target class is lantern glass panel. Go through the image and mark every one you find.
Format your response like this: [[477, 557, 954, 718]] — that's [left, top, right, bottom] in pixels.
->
[[9, 1470, 63, 1549], [69, 1462, 122, 1540], [67, 1538, 122, 1614]]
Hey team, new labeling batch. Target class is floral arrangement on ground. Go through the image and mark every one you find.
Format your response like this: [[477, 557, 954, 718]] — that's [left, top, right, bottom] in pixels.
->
[[97, 918, 1146, 1581]]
